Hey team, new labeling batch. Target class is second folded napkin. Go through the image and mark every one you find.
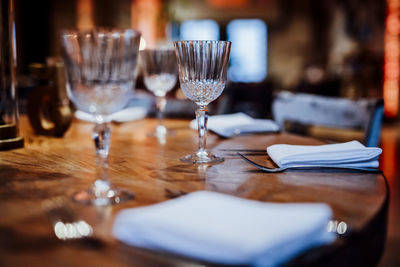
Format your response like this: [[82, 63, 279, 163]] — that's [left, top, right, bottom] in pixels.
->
[[190, 113, 280, 138], [113, 191, 334, 266], [267, 140, 382, 169]]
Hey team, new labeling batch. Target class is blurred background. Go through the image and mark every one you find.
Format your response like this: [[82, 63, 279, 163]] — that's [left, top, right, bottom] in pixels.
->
[[11, 0, 400, 266], [14, 0, 390, 118]]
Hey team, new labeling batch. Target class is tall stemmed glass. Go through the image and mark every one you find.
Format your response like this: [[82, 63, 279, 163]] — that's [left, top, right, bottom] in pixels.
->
[[174, 40, 231, 163], [140, 49, 177, 137], [61, 29, 141, 205]]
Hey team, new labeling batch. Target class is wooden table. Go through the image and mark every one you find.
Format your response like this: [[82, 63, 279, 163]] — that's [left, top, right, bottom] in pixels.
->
[[0, 118, 388, 267]]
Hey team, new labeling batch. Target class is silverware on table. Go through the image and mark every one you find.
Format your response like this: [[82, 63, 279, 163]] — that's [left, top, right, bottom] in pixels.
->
[[218, 149, 267, 152], [218, 149, 268, 156], [238, 153, 382, 173]]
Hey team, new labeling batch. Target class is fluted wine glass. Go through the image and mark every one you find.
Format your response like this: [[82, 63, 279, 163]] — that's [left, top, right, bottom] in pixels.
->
[[61, 29, 141, 205], [174, 40, 231, 163], [140, 49, 177, 137]]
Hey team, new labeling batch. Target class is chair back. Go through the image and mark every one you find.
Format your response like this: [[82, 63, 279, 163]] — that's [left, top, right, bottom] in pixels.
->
[[272, 91, 383, 147], [364, 99, 384, 147]]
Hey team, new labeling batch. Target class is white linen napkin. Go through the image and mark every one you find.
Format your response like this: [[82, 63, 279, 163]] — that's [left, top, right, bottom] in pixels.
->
[[267, 140, 382, 169], [75, 106, 147, 123], [190, 113, 280, 138], [113, 191, 334, 266]]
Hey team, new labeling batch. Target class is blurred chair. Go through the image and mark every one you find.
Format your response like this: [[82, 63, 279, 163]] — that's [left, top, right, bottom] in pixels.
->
[[272, 91, 384, 147], [215, 80, 274, 118]]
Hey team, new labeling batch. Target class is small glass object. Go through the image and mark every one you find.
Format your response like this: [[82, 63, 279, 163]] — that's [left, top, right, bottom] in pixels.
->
[[174, 40, 231, 163], [140, 49, 177, 137], [0, 0, 24, 150], [61, 28, 141, 205]]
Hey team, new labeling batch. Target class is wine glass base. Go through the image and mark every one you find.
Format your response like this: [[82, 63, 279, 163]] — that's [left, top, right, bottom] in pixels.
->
[[180, 150, 224, 164], [148, 125, 174, 138], [148, 129, 175, 138], [73, 188, 134, 206]]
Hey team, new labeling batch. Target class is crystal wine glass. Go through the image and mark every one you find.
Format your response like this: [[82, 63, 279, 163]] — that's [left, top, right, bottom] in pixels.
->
[[140, 49, 177, 137], [174, 40, 231, 163], [61, 29, 141, 205]]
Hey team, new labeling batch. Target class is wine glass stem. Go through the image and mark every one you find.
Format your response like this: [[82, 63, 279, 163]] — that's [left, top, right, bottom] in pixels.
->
[[92, 122, 111, 194], [196, 105, 208, 152], [156, 96, 167, 128]]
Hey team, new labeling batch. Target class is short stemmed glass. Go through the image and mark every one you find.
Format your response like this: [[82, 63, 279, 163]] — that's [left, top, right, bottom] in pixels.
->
[[174, 40, 231, 163], [140, 49, 177, 137], [61, 29, 141, 205]]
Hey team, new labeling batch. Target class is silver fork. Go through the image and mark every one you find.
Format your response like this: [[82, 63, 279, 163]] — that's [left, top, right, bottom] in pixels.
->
[[237, 153, 382, 173]]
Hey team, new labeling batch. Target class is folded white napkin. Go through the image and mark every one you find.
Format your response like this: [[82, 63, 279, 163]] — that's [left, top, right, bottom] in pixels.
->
[[267, 140, 382, 168], [190, 113, 280, 138], [75, 106, 147, 123], [113, 191, 334, 266]]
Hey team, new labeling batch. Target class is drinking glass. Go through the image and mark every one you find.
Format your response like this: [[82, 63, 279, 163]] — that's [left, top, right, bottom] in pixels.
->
[[174, 40, 231, 163], [61, 29, 141, 205], [140, 49, 177, 137], [0, 0, 24, 150]]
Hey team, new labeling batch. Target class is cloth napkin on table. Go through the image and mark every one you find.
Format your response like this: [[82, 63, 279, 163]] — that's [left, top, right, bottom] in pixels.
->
[[190, 113, 280, 138], [113, 191, 334, 267], [267, 140, 382, 169]]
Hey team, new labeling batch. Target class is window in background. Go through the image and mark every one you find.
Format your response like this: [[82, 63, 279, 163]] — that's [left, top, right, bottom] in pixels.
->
[[227, 19, 267, 83], [180, 19, 220, 40]]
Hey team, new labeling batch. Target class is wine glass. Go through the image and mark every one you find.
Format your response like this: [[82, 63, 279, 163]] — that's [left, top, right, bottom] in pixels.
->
[[140, 49, 177, 137], [174, 40, 231, 163], [61, 29, 141, 205]]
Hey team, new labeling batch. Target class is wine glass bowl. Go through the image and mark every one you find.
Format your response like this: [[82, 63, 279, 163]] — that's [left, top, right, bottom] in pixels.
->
[[174, 40, 231, 163], [61, 28, 141, 205], [140, 49, 177, 137], [62, 29, 140, 117]]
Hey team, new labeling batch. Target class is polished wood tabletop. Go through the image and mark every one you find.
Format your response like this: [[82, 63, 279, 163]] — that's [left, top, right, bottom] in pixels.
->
[[0, 117, 388, 267]]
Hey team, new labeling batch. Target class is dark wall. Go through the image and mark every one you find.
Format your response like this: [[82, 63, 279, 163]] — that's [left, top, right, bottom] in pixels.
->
[[15, 0, 52, 73]]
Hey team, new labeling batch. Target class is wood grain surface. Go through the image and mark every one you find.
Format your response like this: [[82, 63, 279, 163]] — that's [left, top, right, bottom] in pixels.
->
[[0, 117, 388, 267]]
